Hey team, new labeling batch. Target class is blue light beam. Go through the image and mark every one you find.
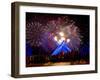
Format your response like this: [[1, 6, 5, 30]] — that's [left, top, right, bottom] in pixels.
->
[[51, 41, 71, 56]]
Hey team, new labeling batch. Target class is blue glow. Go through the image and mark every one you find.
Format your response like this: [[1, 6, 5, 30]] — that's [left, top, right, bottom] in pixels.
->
[[52, 41, 71, 56], [26, 43, 33, 56], [79, 43, 89, 57]]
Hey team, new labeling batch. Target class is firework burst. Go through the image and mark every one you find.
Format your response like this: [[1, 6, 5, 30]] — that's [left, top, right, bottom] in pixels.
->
[[26, 16, 82, 51]]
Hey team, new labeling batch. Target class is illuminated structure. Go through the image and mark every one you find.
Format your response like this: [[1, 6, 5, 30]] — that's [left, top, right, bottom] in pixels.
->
[[52, 41, 71, 56], [52, 32, 71, 56]]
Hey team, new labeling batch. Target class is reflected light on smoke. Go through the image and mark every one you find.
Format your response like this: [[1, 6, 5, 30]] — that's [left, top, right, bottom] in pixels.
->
[[67, 39, 70, 43], [54, 32, 66, 44], [59, 32, 64, 37], [54, 36, 58, 41], [58, 37, 65, 44], [54, 36, 66, 44]]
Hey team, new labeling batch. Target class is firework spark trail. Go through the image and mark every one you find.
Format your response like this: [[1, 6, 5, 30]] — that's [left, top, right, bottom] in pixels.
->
[[26, 16, 82, 52]]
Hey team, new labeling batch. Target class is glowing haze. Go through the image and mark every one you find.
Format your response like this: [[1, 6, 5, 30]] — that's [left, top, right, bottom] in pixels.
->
[[26, 16, 82, 51]]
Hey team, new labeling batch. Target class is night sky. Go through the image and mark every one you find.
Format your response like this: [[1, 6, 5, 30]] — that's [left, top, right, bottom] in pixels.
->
[[26, 12, 89, 58]]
